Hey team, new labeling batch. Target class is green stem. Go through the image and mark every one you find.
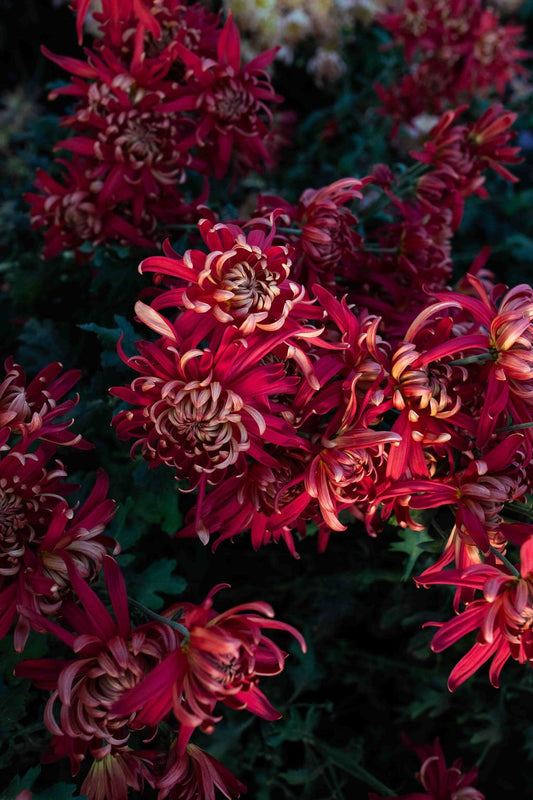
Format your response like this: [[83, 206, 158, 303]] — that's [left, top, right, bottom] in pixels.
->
[[505, 503, 533, 522], [128, 596, 190, 642], [496, 421, 533, 433], [314, 740, 397, 796], [489, 546, 520, 578], [361, 246, 399, 254], [275, 226, 303, 236], [360, 161, 429, 221], [447, 353, 491, 366]]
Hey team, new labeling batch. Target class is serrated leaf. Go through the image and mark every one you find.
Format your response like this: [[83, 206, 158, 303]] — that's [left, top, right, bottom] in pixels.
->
[[279, 767, 318, 785], [128, 560, 186, 610], [131, 460, 182, 534], [33, 784, 87, 800], [79, 314, 137, 369], [0, 767, 41, 800], [389, 527, 434, 580]]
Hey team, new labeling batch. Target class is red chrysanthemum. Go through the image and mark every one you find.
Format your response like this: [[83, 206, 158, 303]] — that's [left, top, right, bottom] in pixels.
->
[[140, 217, 309, 335], [112, 584, 305, 750], [257, 178, 368, 291], [0, 438, 116, 650], [157, 741, 247, 800], [26, 160, 154, 261], [0, 358, 91, 448], [159, 14, 281, 178], [369, 737, 484, 800], [16, 557, 174, 795], [110, 310, 305, 502], [417, 537, 533, 690]]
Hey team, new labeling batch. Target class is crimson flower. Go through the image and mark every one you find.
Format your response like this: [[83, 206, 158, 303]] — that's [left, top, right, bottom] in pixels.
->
[[0, 358, 116, 650], [140, 217, 309, 335], [380, 433, 528, 557], [15, 557, 174, 798], [26, 160, 153, 261], [71, 0, 160, 45], [377, 0, 528, 126], [110, 310, 306, 523], [411, 105, 522, 199], [257, 178, 368, 291], [417, 538, 533, 690], [0, 358, 91, 448], [424, 275, 533, 447], [112, 584, 306, 751], [157, 742, 247, 800], [369, 737, 484, 800], [177, 447, 316, 556], [158, 14, 281, 178], [0, 438, 75, 648]]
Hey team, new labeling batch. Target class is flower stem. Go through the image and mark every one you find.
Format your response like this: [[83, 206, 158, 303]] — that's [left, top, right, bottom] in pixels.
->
[[496, 421, 533, 433], [128, 596, 189, 641], [359, 162, 429, 222], [361, 246, 399, 254], [489, 546, 520, 578], [314, 739, 397, 796], [447, 353, 491, 366], [505, 502, 533, 522]]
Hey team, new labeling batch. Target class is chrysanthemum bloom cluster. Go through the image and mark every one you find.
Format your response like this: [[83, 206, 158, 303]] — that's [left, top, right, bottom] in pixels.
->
[[369, 737, 484, 800], [372, 271, 533, 688], [27, 2, 283, 260], [110, 99, 533, 695], [348, 104, 522, 339], [111, 205, 411, 554], [16, 556, 304, 800], [375, 0, 529, 132], [0, 358, 116, 650]]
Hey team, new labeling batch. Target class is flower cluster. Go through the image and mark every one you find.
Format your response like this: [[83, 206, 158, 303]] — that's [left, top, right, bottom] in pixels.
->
[[376, 0, 529, 132], [17, 556, 304, 800], [27, 1, 283, 260], [112, 107, 527, 576], [0, 358, 116, 651], [109, 98, 533, 694]]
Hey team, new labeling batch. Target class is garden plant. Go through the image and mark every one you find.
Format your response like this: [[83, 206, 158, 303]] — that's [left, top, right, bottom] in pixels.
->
[[1, 0, 533, 798]]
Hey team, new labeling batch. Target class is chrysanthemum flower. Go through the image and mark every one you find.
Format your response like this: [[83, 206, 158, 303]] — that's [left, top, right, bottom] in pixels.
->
[[411, 105, 522, 199], [71, 0, 160, 45], [80, 749, 159, 800], [376, 0, 529, 126], [26, 160, 153, 261], [0, 358, 91, 448], [413, 275, 533, 447], [380, 433, 528, 557], [417, 537, 533, 690], [159, 14, 281, 178], [369, 736, 484, 800], [112, 584, 305, 749], [177, 447, 316, 556], [111, 313, 305, 506], [257, 178, 368, 291], [0, 439, 116, 650], [157, 741, 247, 800], [140, 217, 308, 335], [16, 557, 174, 796]]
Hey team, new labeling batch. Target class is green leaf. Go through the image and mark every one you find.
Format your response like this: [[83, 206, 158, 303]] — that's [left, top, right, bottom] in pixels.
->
[[33, 783, 87, 800], [79, 314, 137, 369], [389, 527, 434, 580], [127, 559, 186, 611], [131, 460, 183, 534]]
